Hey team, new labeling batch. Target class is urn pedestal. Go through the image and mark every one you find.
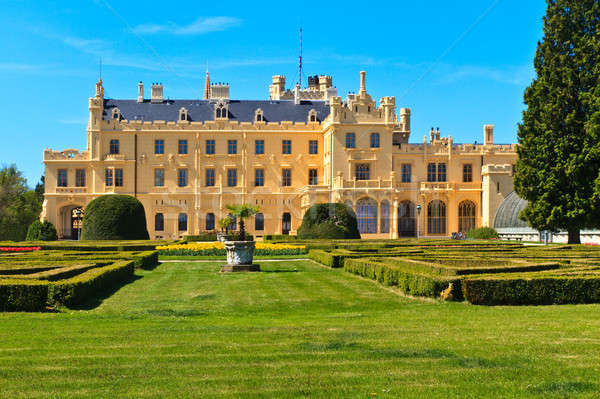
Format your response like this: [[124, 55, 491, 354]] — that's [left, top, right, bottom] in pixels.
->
[[217, 232, 230, 242], [221, 241, 259, 272]]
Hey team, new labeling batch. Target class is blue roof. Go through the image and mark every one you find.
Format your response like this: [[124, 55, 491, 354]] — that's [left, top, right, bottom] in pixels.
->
[[103, 99, 330, 123]]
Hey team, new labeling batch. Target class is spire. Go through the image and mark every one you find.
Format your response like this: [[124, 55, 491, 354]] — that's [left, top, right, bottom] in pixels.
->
[[204, 62, 211, 100], [95, 77, 104, 99]]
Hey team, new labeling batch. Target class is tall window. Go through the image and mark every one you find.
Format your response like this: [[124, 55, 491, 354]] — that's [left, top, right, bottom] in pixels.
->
[[178, 139, 188, 155], [282, 169, 291, 186], [154, 169, 164, 187], [427, 163, 437, 182], [255, 213, 264, 231], [437, 163, 447, 182], [309, 140, 318, 154], [401, 164, 411, 183], [427, 200, 447, 235], [155, 213, 164, 231], [109, 139, 119, 154], [370, 133, 380, 148], [356, 198, 377, 234], [458, 201, 476, 232], [227, 169, 237, 187], [255, 169, 264, 186], [463, 164, 473, 182], [206, 213, 215, 231], [205, 169, 215, 187], [154, 139, 164, 154], [178, 213, 188, 231], [380, 200, 390, 233], [178, 169, 188, 187], [114, 169, 123, 187], [206, 139, 215, 154], [75, 169, 85, 187], [255, 140, 264, 155], [398, 201, 416, 237], [309, 169, 318, 185], [345, 133, 356, 148], [58, 169, 67, 187], [105, 168, 113, 186], [228, 140, 237, 155], [282, 140, 292, 154], [356, 164, 370, 180]]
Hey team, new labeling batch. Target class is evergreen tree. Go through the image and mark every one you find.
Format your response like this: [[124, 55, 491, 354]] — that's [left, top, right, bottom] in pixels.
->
[[515, 0, 600, 244]]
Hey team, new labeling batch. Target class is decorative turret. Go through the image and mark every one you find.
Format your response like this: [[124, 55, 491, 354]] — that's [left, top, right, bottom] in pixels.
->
[[137, 81, 144, 103], [151, 83, 163, 103], [95, 77, 104, 99], [359, 71, 367, 97]]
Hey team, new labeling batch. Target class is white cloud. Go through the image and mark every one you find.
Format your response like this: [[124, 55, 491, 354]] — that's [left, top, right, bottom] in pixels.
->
[[133, 17, 241, 35], [434, 64, 534, 86]]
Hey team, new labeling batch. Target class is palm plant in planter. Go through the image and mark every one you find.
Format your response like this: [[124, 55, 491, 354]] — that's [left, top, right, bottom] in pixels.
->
[[217, 216, 233, 242], [221, 204, 260, 272]]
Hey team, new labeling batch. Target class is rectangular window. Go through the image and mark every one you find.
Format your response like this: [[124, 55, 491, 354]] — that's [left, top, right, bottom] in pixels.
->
[[255, 169, 264, 186], [345, 133, 356, 148], [178, 139, 188, 155], [282, 169, 292, 186], [370, 133, 380, 148], [356, 164, 370, 180], [205, 169, 215, 187], [227, 169, 237, 187], [178, 169, 188, 187], [206, 139, 215, 154], [437, 163, 447, 182], [155, 213, 164, 231], [282, 140, 292, 154], [57, 169, 68, 187], [463, 164, 473, 183], [109, 139, 119, 155], [255, 140, 264, 155], [427, 163, 437, 182], [105, 168, 113, 186], [75, 169, 85, 187], [309, 169, 318, 185], [114, 169, 123, 187], [154, 139, 164, 155], [401, 164, 411, 183], [154, 169, 164, 187], [228, 140, 237, 155], [309, 140, 318, 154]]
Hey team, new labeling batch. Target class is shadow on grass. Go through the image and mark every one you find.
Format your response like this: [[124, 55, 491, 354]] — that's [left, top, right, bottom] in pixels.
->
[[67, 274, 143, 311], [261, 269, 299, 273], [140, 261, 162, 271], [527, 381, 597, 394]]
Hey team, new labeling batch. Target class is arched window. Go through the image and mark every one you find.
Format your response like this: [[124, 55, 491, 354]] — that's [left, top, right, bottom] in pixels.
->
[[308, 109, 317, 122], [206, 213, 215, 231], [356, 198, 377, 234], [215, 102, 228, 119], [370, 133, 380, 148], [380, 200, 389, 233], [255, 213, 264, 231], [345, 133, 356, 148], [255, 109, 264, 122], [178, 213, 188, 231], [427, 200, 446, 235], [155, 213, 164, 231], [458, 201, 476, 232], [398, 200, 416, 237], [179, 107, 188, 121], [112, 108, 121, 120]]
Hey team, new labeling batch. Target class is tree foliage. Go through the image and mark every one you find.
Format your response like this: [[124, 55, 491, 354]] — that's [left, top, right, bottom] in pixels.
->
[[81, 195, 149, 240], [225, 204, 260, 241], [297, 203, 361, 239], [515, 0, 600, 244], [0, 165, 42, 241], [26, 220, 58, 241]]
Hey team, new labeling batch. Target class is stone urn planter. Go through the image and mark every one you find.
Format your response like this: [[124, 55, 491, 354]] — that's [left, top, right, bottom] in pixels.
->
[[216, 232, 229, 242], [221, 241, 260, 272]]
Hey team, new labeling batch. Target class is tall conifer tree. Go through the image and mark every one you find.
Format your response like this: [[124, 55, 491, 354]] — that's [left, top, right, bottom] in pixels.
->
[[515, 0, 600, 244]]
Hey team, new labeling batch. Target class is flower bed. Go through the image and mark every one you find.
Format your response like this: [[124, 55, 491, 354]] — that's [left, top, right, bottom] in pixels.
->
[[0, 247, 41, 252], [156, 242, 307, 256]]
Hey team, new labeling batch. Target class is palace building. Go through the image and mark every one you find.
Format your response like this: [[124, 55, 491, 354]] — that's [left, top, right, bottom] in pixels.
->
[[42, 70, 518, 239]]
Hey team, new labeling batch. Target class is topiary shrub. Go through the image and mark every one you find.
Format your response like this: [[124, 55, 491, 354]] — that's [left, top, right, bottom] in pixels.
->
[[466, 227, 499, 240], [25, 220, 58, 241], [297, 203, 360, 239], [81, 195, 149, 240]]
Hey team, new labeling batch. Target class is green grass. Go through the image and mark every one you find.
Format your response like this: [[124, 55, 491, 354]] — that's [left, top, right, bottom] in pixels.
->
[[0, 260, 599, 398]]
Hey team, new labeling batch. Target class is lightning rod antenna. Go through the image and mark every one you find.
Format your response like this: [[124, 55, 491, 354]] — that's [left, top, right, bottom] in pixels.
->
[[298, 27, 302, 87]]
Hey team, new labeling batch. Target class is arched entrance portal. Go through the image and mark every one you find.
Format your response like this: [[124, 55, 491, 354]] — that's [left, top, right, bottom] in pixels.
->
[[282, 213, 291, 235], [71, 207, 84, 240], [58, 205, 84, 239], [398, 201, 416, 237]]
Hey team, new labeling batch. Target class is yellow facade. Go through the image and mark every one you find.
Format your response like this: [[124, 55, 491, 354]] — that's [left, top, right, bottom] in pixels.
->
[[42, 72, 517, 239]]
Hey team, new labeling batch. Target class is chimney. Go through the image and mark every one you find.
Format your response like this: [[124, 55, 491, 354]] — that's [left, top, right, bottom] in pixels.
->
[[400, 108, 411, 131], [151, 82, 163, 103], [484, 124, 494, 145], [137, 81, 144, 103], [269, 75, 286, 100], [359, 71, 367, 96]]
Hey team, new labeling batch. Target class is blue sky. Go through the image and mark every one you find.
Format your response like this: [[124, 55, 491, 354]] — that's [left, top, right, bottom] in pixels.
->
[[0, 0, 547, 187]]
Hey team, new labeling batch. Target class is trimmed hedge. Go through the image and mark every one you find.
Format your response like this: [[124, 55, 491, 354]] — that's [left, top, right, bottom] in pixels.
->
[[264, 235, 299, 241], [298, 203, 360, 239], [25, 220, 58, 241], [466, 227, 499, 239], [81, 195, 149, 240], [0, 279, 49, 311], [131, 251, 159, 269], [1, 263, 101, 281]]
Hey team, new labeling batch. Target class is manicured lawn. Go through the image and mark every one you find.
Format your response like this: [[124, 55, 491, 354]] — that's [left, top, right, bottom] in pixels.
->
[[0, 259, 599, 398]]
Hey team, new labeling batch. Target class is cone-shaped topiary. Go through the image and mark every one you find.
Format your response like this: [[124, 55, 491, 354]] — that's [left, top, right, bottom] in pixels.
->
[[25, 220, 58, 241], [81, 195, 149, 240], [297, 203, 360, 239]]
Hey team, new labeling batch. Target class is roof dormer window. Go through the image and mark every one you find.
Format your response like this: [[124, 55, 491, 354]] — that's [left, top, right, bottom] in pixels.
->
[[112, 108, 121, 120], [255, 109, 264, 122], [308, 109, 317, 123], [215, 101, 228, 120], [179, 107, 188, 121]]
